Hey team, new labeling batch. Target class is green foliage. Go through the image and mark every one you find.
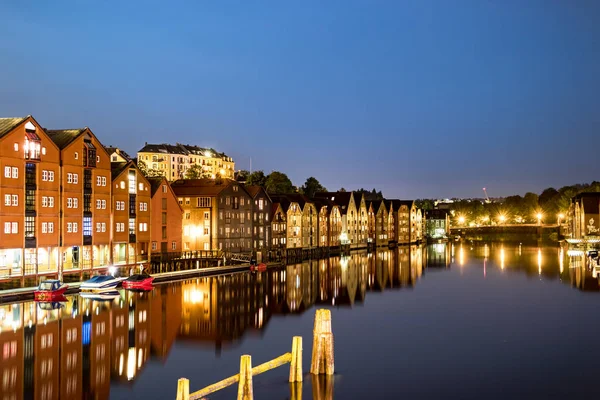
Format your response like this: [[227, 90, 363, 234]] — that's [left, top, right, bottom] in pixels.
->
[[416, 199, 434, 210], [236, 169, 250, 182], [300, 177, 327, 198], [137, 159, 163, 178], [184, 164, 211, 179], [265, 171, 295, 194], [355, 188, 383, 201], [246, 170, 267, 187]]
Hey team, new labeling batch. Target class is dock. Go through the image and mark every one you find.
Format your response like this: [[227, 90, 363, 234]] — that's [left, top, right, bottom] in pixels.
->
[[0, 262, 283, 303]]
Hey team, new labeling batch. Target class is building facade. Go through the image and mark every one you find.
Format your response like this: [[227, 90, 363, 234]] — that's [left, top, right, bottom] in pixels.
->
[[110, 161, 152, 266], [137, 143, 235, 181], [425, 209, 450, 240], [148, 177, 183, 253], [245, 186, 272, 256], [569, 193, 600, 240]]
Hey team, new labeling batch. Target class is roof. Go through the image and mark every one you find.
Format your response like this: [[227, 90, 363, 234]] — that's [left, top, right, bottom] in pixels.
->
[[111, 161, 132, 180], [44, 128, 87, 149], [351, 192, 364, 205], [245, 185, 263, 198], [269, 195, 292, 213], [147, 177, 165, 196], [314, 192, 353, 214], [170, 178, 236, 197], [138, 142, 231, 159], [581, 196, 600, 215], [313, 197, 335, 212], [426, 209, 450, 219], [0, 117, 28, 138], [105, 146, 132, 161]]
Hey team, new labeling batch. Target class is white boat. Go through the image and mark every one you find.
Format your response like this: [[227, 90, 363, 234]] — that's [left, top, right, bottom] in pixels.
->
[[79, 291, 120, 301], [80, 275, 125, 292]]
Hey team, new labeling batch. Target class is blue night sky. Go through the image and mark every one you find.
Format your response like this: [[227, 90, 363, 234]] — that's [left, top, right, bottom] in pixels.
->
[[1, 1, 598, 199]]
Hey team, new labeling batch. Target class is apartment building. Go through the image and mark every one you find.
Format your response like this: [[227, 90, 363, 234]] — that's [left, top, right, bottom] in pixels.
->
[[148, 177, 183, 253]]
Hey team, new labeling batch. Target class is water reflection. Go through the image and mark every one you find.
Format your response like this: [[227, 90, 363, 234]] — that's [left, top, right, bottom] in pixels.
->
[[0, 245, 435, 399]]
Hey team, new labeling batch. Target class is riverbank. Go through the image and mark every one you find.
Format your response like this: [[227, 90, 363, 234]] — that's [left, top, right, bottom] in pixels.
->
[[0, 262, 283, 303]]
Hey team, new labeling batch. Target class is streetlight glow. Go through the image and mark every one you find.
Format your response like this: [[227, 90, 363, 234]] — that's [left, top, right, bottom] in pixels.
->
[[458, 216, 465, 225]]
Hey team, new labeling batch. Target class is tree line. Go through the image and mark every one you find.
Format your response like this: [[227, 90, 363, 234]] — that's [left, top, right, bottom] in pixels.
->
[[416, 182, 600, 224]]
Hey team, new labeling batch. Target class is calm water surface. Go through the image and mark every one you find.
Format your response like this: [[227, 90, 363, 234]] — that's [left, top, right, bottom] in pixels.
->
[[1, 242, 599, 400]]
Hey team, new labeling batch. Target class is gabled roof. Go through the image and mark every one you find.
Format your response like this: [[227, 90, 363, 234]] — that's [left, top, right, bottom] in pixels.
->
[[105, 146, 132, 161], [314, 192, 353, 214], [313, 197, 335, 212], [0, 117, 28, 138], [245, 185, 270, 200], [147, 177, 166, 196], [138, 143, 188, 155], [171, 178, 237, 197], [111, 161, 132, 181], [269, 195, 292, 213], [351, 192, 364, 205], [44, 128, 87, 149]]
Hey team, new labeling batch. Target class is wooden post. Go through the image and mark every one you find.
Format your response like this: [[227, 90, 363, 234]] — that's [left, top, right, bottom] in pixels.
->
[[237, 355, 253, 400], [310, 309, 334, 376], [176, 378, 190, 400], [289, 336, 303, 382]]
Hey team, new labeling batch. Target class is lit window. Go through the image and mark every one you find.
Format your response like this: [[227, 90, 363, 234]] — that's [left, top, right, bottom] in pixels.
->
[[13, 143, 18, 151]]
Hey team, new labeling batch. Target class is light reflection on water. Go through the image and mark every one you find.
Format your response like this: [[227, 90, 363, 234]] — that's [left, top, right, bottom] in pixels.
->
[[0, 242, 598, 399]]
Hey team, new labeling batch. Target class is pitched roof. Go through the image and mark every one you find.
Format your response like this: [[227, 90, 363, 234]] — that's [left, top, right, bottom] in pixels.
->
[[0, 117, 28, 138], [138, 143, 188, 155], [269, 195, 291, 213], [111, 161, 132, 180], [314, 192, 353, 214], [245, 185, 263, 198], [426, 209, 449, 219], [147, 177, 165, 196], [170, 178, 235, 197], [313, 197, 335, 212], [105, 146, 132, 161], [351, 192, 364, 205], [44, 128, 87, 149]]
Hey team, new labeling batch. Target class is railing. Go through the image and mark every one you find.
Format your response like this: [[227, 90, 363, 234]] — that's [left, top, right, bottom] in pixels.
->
[[176, 309, 335, 400]]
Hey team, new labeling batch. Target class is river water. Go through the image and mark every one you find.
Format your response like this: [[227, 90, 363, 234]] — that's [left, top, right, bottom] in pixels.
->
[[0, 242, 599, 399]]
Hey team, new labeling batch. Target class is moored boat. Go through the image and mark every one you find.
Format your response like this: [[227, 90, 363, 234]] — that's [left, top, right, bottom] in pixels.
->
[[250, 263, 267, 272], [80, 275, 125, 292], [122, 273, 154, 290], [37, 297, 68, 310], [34, 280, 68, 301]]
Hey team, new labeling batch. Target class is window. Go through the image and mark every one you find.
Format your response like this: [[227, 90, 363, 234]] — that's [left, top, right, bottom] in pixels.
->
[[73, 222, 78, 233], [12, 195, 17, 206], [67, 198, 73, 208], [4, 222, 10, 234], [4, 195, 10, 206], [204, 212, 209, 220], [49, 197, 54, 208], [101, 200, 106, 209], [197, 197, 211, 207], [101, 223, 106, 232], [48, 171, 54, 181], [129, 218, 135, 235], [162, 198, 167, 210], [73, 174, 78, 184], [162, 185, 167, 193], [172, 241, 176, 250], [67, 222, 73, 233], [97, 176, 101, 186], [48, 222, 54, 233], [185, 198, 190, 205], [259, 199, 264, 210], [204, 227, 209, 235], [4, 166, 10, 178], [42, 222, 48, 234], [162, 212, 167, 224], [14, 143, 18, 151], [96, 200, 101, 209], [226, 197, 231, 205], [12, 167, 17, 178], [162, 226, 167, 239], [101, 177, 106, 186], [185, 212, 190, 220], [74, 152, 78, 159], [152, 242, 157, 251], [96, 223, 101, 232], [42, 170, 48, 181], [74, 198, 78, 208], [139, 202, 147, 212], [83, 217, 92, 236]]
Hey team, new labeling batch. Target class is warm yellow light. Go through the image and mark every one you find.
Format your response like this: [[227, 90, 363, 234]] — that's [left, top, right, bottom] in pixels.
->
[[536, 213, 543, 220], [498, 214, 506, 223], [458, 216, 465, 224]]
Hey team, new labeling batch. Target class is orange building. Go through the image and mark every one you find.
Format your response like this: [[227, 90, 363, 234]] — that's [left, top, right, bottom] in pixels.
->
[[148, 177, 183, 254], [46, 128, 112, 277], [110, 160, 152, 266], [0, 116, 61, 280]]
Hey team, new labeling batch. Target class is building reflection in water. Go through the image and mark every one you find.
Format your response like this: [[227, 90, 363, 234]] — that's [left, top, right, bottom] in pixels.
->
[[0, 244, 446, 398]]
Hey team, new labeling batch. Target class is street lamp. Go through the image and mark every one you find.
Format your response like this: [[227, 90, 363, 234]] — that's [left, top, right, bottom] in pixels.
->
[[558, 213, 565, 226], [498, 214, 506, 225], [536, 213, 543, 226], [458, 216, 465, 226]]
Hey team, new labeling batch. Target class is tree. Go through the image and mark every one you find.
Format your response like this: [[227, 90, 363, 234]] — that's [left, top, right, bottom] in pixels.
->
[[185, 164, 210, 179], [265, 171, 294, 194], [246, 170, 267, 187], [416, 199, 434, 210], [300, 177, 327, 198], [235, 169, 250, 182], [339, 187, 347, 192], [137, 159, 163, 178]]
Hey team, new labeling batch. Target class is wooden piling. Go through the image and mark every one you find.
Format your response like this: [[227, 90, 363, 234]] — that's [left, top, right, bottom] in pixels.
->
[[289, 336, 303, 382], [310, 309, 335, 376], [289, 381, 303, 400], [237, 355, 253, 400], [176, 378, 190, 400]]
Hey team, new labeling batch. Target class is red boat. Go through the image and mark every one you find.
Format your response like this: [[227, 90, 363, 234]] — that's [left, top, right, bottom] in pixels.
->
[[34, 280, 68, 301], [122, 273, 154, 290], [250, 263, 267, 272]]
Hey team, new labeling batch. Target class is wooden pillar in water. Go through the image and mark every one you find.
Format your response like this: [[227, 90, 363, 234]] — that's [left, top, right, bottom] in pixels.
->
[[289, 336, 303, 382], [310, 309, 334, 375], [237, 355, 253, 400], [176, 378, 190, 400]]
